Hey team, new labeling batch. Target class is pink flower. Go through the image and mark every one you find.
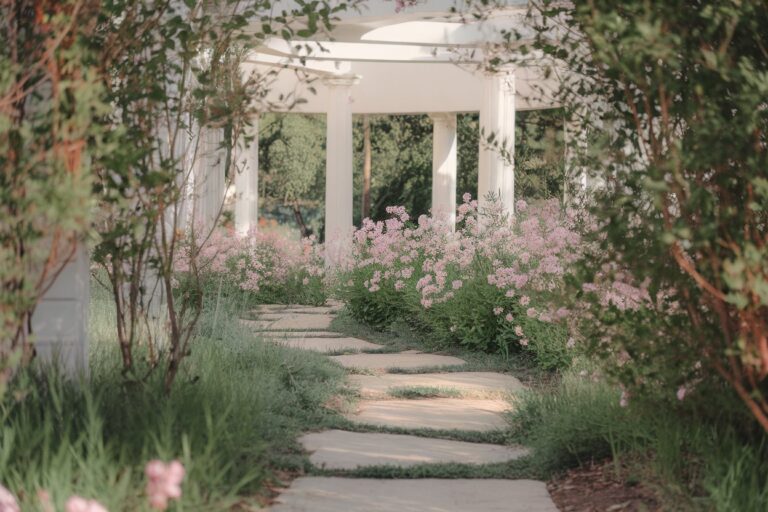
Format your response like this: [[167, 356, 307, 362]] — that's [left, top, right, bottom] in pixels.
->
[[505, 313, 514, 322], [516, 199, 528, 212], [0, 485, 20, 512], [145, 460, 185, 511], [619, 390, 630, 408], [514, 326, 524, 337], [452, 280, 463, 290], [526, 307, 537, 318], [519, 296, 530, 306], [676, 386, 687, 401], [493, 307, 503, 316], [394, 280, 405, 291], [302, 277, 310, 285], [519, 338, 529, 346], [65, 497, 108, 512]]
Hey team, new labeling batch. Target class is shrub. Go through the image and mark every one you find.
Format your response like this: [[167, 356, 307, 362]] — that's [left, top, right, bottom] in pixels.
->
[[506, 0, 768, 431], [336, 196, 578, 369], [177, 229, 327, 306]]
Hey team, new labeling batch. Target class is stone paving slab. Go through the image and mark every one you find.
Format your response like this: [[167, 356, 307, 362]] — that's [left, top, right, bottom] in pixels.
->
[[269, 337, 382, 353], [330, 353, 466, 371], [347, 398, 510, 431], [240, 314, 335, 331], [300, 430, 529, 469], [269, 477, 557, 512], [349, 372, 524, 398]]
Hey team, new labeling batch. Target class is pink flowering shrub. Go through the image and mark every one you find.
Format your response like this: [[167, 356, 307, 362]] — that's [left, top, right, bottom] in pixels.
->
[[337, 195, 578, 368], [175, 228, 326, 306]]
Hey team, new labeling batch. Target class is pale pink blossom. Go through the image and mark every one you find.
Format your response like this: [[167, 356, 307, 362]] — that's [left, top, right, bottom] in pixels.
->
[[145, 460, 185, 511], [493, 307, 503, 316], [519, 338, 529, 346], [505, 313, 514, 322], [65, 497, 108, 512], [519, 296, 530, 306], [0, 485, 19, 512], [452, 280, 463, 290], [676, 386, 687, 401], [619, 390, 630, 408]]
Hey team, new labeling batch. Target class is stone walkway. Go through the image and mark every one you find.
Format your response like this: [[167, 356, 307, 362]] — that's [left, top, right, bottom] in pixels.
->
[[247, 304, 558, 511]]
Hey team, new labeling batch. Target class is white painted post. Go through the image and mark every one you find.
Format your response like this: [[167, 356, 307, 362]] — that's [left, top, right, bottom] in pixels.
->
[[429, 113, 458, 228], [193, 127, 225, 233], [563, 113, 594, 207], [235, 115, 260, 237], [323, 74, 360, 264], [31, 242, 89, 377], [478, 67, 516, 215]]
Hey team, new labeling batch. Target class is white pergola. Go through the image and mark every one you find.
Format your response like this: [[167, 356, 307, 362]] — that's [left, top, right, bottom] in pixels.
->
[[225, 0, 563, 245], [35, 0, 569, 375]]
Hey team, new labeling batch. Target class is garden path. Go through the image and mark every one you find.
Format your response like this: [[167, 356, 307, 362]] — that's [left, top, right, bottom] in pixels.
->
[[247, 304, 558, 511]]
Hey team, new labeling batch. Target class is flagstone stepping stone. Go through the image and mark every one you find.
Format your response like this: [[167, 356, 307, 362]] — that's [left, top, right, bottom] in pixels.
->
[[269, 477, 557, 512], [349, 372, 524, 398], [300, 430, 529, 469], [330, 353, 466, 371], [269, 337, 382, 353], [241, 314, 335, 331], [347, 398, 510, 431]]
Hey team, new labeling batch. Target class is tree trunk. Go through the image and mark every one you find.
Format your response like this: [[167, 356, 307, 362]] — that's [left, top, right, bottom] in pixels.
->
[[362, 115, 372, 220], [292, 201, 311, 238]]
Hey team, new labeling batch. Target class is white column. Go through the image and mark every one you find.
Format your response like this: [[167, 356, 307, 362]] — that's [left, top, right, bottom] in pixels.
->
[[32, 242, 89, 377], [235, 115, 259, 236], [478, 68, 516, 215], [193, 127, 225, 233], [429, 113, 458, 228], [563, 116, 588, 204], [323, 74, 360, 264]]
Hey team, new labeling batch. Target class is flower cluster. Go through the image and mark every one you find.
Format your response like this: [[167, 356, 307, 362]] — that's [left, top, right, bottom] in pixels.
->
[[337, 195, 580, 362], [145, 459, 185, 510], [175, 227, 326, 304]]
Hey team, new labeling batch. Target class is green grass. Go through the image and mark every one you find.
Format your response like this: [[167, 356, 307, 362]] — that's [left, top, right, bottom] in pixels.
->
[[310, 459, 541, 480], [0, 283, 347, 511], [509, 368, 768, 511], [387, 386, 464, 399]]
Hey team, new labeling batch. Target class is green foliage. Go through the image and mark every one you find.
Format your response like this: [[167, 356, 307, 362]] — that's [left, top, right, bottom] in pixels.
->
[[503, 0, 768, 429], [0, 282, 345, 509], [0, 0, 106, 392], [513, 369, 768, 510], [512, 371, 627, 472]]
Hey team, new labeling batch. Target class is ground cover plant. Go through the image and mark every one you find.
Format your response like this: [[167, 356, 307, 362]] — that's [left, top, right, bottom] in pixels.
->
[[0, 282, 346, 511]]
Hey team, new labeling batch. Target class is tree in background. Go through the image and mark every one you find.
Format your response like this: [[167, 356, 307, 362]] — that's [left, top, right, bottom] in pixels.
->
[[259, 113, 326, 238]]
